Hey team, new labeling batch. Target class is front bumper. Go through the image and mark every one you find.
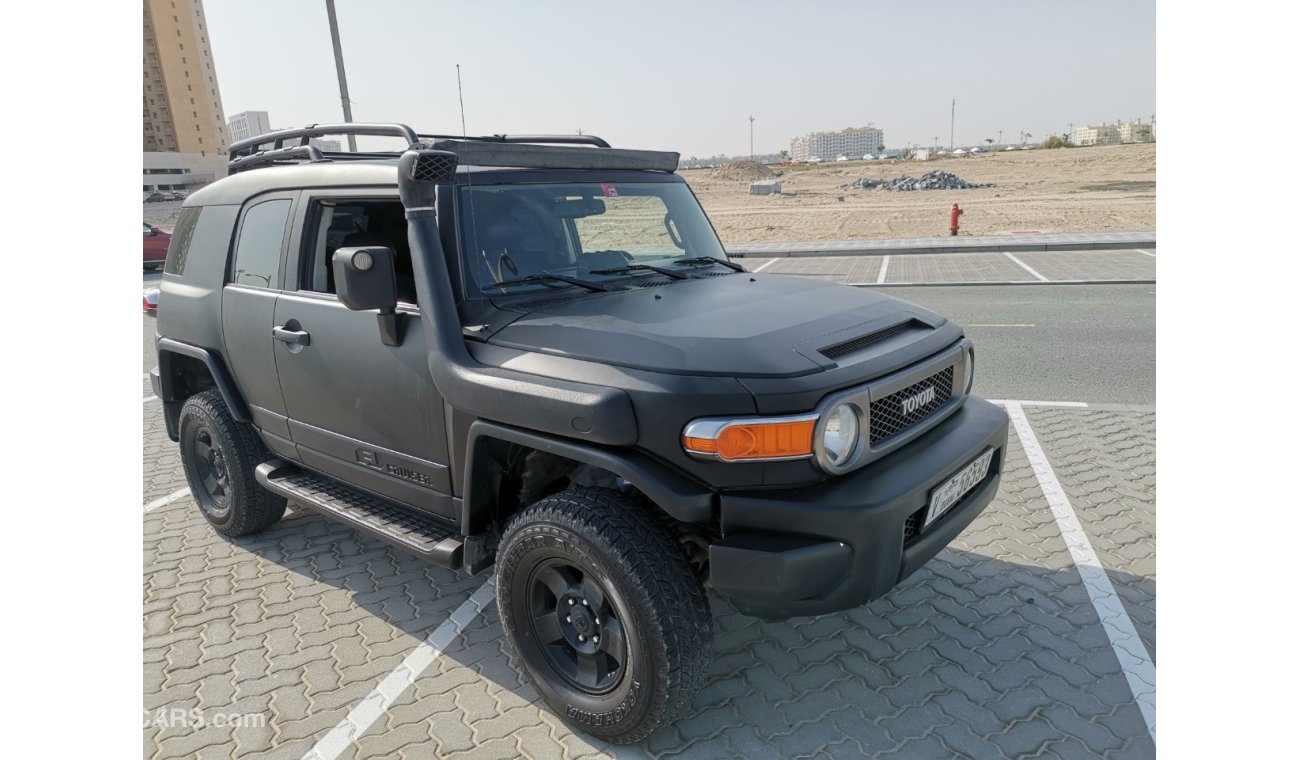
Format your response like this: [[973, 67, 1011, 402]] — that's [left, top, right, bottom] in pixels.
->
[[707, 396, 1009, 619]]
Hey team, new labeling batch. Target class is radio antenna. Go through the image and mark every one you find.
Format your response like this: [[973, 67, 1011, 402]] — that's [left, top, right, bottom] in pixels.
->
[[456, 63, 484, 285], [456, 64, 467, 137]]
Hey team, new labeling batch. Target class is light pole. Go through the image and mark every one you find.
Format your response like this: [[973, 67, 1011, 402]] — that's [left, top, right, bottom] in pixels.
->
[[749, 115, 755, 159], [325, 0, 357, 152], [998, 129, 1003, 146], [950, 99, 955, 149]]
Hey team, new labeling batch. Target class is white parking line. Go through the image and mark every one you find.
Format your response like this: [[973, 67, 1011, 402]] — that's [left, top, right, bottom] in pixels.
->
[[144, 487, 191, 513], [1004, 402, 1156, 743], [751, 259, 777, 273], [303, 578, 497, 760], [1002, 251, 1050, 282], [1132, 249, 1156, 258], [144, 395, 159, 404], [989, 399, 1089, 408]]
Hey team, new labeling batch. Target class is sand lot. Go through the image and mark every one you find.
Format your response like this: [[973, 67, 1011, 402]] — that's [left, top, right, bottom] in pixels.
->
[[682, 142, 1155, 244], [145, 143, 1154, 243]]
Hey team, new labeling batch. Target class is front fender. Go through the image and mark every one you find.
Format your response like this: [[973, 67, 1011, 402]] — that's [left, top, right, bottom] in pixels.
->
[[461, 420, 716, 536]]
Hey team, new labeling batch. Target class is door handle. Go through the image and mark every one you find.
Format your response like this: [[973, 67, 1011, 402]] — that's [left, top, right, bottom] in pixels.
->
[[273, 326, 311, 346]]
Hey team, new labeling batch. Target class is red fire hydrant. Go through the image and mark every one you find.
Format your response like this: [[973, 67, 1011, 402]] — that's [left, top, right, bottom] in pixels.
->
[[949, 203, 963, 236]]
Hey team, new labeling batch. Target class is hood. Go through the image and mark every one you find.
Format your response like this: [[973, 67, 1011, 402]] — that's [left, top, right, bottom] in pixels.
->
[[486, 273, 947, 378]]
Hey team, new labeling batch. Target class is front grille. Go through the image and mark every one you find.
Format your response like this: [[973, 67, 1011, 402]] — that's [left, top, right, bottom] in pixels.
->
[[869, 366, 954, 444]]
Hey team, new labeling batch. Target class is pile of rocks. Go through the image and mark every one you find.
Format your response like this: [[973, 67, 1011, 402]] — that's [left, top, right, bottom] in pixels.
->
[[848, 170, 991, 192]]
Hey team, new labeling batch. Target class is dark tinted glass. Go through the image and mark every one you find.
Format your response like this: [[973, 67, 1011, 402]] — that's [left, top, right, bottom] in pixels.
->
[[163, 207, 202, 275], [232, 199, 290, 288]]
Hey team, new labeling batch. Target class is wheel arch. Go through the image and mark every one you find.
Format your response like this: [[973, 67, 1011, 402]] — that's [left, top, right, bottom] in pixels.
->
[[156, 338, 251, 440], [461, 420, 716, 537]]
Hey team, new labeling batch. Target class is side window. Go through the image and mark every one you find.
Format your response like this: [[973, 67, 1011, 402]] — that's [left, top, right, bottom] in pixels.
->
[[163, 206, 201, 275], [301, 199, 413, 303], [231, 199, 290, 288]]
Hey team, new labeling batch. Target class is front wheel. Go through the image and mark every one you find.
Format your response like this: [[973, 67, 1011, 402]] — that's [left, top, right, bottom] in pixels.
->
[[496, 488, 712, 744]]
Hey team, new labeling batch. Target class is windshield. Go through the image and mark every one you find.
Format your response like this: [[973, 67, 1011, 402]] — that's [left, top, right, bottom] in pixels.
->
[[458, 181, 729, 294]]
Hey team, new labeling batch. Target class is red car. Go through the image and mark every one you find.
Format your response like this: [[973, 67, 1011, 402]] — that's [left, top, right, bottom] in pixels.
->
[[144, 223, 170, 270]]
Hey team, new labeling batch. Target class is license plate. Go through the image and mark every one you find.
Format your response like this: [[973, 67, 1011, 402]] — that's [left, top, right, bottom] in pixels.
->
[[925, 448, 994, 529]]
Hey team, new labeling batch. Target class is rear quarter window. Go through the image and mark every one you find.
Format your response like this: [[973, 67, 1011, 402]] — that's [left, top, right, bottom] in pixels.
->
[[231, 199, 292, 289], [163, 207, 202, 275]]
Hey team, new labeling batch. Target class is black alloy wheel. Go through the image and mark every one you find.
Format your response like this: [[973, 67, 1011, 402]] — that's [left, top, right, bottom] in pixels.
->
[[527, 559, 627, 695], [186, 424, 232, 518], [496, 487, 713, 744]]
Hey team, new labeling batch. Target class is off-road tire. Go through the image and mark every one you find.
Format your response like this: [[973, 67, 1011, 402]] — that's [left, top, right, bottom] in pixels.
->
[[178, 390, 286, 536], [496, 487, 712, 744]]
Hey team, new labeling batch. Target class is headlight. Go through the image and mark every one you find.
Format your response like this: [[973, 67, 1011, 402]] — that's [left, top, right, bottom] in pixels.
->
[[821, 403, 860, 467]]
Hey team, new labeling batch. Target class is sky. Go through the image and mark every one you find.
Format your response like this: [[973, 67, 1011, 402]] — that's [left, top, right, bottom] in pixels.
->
[[203, 0, 1155, 158]]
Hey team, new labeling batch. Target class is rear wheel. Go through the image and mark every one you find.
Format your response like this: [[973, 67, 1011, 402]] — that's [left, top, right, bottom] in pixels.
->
[[178, 390, 285, 536], [496, 488, 712, 744]]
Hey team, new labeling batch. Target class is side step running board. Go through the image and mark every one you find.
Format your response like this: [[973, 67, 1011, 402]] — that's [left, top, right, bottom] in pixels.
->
[[256, 460, 464, 569]]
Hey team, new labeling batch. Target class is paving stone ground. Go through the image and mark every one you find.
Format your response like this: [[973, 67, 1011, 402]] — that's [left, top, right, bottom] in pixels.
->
[[143, 315, 1156, 759], [763, 256, 883, 282], [742, 249, 1153, 286], [1014, 252, 1154, 282], [1026, 408, 1156, 662]]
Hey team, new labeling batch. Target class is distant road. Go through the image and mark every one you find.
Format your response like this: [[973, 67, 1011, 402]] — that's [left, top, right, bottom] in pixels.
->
[[888, 284, 1155, 405]]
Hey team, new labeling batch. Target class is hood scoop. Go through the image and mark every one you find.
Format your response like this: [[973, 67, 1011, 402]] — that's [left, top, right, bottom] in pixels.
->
[[820, 319, 924, 360]]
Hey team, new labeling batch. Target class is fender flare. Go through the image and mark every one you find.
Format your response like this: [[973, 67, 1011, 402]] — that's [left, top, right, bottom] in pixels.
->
[[155, 337, 251, 423], [461, 420, 716, 535]]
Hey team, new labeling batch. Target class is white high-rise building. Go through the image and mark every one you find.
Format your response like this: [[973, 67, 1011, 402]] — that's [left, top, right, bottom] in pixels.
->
[[227, 111, 273, 144], [790, 127, 884, 161], [1074, 118, 1155, 146]]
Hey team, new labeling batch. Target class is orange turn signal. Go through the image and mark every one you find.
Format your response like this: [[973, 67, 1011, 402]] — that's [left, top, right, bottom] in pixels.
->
[[683, 417, 816, 461]]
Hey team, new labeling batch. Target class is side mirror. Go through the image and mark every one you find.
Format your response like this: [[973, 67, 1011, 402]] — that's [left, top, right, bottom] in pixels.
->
[[332, 246, 403, 346]]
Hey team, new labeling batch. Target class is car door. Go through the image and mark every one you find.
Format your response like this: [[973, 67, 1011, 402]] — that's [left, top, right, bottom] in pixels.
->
[[220, 192, 295, 458], [272, 192, 454, 519]]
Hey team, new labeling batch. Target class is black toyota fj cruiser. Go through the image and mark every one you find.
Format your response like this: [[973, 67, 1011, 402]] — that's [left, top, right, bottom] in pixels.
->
[[151, 123, 1009, 743]]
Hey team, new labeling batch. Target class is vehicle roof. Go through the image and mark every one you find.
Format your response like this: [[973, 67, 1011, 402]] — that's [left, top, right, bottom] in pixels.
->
[[184, 160, 685, 207]]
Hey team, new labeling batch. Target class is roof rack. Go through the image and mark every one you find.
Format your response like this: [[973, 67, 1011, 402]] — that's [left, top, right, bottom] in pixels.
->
[[417, 133, 611, 149], [226, 123, 624, 174]]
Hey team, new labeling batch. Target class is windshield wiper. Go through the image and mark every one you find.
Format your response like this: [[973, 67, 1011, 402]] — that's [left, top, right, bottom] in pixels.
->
[[669, 256, 746, 272], [481, 273, 612, 293], [589, 263, 690, 280]]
